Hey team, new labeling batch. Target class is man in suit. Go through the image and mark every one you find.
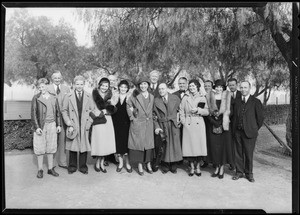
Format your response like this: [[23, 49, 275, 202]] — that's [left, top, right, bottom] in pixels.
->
[[173, 77, 188, 100], [149, 70, 161, 98], [153, 83, 183, 173], [227, 78, 242, 171], [48, 71, 70, 169], [232, 81, 264, 182]]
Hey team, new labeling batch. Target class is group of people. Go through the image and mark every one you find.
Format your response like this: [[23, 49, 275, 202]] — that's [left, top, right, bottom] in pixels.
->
[[31, 70, 264, 183]]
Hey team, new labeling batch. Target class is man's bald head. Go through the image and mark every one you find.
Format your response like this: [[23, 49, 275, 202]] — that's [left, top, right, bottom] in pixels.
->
[[240, 81, 251, 96]]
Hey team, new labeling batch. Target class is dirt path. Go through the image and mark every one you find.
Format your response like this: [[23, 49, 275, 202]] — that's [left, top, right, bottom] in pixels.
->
[[4, 125, 292, 212]]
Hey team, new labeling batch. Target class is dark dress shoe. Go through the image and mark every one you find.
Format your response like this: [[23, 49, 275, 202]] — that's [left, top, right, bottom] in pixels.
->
[[116, 166, 123, 172], [94, 163, 101, 172], [126, 166, 133, 173], [232, 174, 243, 180], [100, 166, 107, 173], [80, 170, 88, 174], [229, 165, 235, 171], [138, 170, 144, 176], [104, 161, 109, 166], [146, 168, 153, 174], [211, 168, 220, 177], [188, 169, 195, 177], [58, 165, 68, 169], [152, 165, 159, 172], [170, 168, 177, 174], [37, 170, 43, 179], [195, 172, 202, 177], [247, 177, 255, 182], [218, 172, 224, 179], [48, 167, 59, 177]]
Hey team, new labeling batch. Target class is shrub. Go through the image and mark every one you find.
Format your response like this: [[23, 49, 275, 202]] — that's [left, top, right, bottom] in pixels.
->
[[263, 104, 290, 125]]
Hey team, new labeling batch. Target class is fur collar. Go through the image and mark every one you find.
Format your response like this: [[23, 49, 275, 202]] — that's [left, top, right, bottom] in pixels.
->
[[92, 88, 112, 110], [206, 90, 232, 131]]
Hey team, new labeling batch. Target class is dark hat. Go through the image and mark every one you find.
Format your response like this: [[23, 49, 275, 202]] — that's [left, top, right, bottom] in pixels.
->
[[118, 80, 130, 88], [213, 79, 226, 91], [98, 77, 110, 86], [66, 127, 78, 140], [137, 76, 150, 86]]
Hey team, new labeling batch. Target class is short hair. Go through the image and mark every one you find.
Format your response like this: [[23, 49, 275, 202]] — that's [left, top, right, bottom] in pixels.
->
[[51, 70, 62, 79], [188, 79, 201, 91], [150, 70, 160, 77], [227, 78, 238, 84], [158, 83, 168, 88], [204, 80, 213, 86], [74, 75, 85, 83], [118, 80, 130, 93], [178, 77, 188, 82], [37, 78, 49, 86], [241, 80, 251, 88]]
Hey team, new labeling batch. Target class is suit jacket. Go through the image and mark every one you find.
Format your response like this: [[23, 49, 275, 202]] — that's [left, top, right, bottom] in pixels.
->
[[173, 90, 187, 100], [48, 83, 70, 125], [232, 95, 264, 139], [149, 82, 160, 98]]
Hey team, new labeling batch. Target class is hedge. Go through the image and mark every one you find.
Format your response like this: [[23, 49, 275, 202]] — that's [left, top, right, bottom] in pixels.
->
[[263, 104, 290, 125], [3, 104, 290, 151]]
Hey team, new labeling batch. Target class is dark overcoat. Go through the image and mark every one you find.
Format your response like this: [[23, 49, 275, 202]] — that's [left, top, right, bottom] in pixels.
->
[[153, 93, 183, 162]]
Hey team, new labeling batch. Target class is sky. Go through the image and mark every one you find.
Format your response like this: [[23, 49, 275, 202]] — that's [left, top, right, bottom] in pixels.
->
[[5, 8, 93, 47]]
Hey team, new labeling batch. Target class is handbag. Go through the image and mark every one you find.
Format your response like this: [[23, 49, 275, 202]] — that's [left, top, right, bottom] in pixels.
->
[[92, 115, 107, 125], [197, 102, 205, 109], [212, 124, 223, 134]]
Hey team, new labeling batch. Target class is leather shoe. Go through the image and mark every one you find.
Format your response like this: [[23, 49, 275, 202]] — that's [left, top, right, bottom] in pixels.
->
[[116, 166, 123, 172], [211, 169, 220, 177], [170, 168, 177, 174], [188, 169, 195, 177], [146, 168, 153, 174], [80, 170, 88, 174], [100, 166, 107, 173], [94, 163, 101, 172], [152, 165, 159, 172], [48, 167, 59, 177], [126, 166, 133, 173], [58, 165, 68, 169], [232, 174, 243, 180], [218, 173, 224, 179], [229, 165, 235, 171], [247, 177, 255, 182], [104, 161, 109, 166], [195, 172, 202, 177], [37, 170, 43, 179], [138, 170, 144, 176]]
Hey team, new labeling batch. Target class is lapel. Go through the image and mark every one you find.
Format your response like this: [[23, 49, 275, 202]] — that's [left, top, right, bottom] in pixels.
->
[[167, 93, 177, 113], [136, 94, 147, 114], [146, 94, 154, 114], [37, 95, 47, 107], [244, 95, 253, 113], [186, 92, 196, 109], [70, 91, 79, 117], [82, 91, 89, 111], [155, 96, 167, 115]]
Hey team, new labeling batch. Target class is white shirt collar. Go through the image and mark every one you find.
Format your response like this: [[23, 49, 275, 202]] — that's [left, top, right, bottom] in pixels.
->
[[242, 94, 250, 103], [163, 93, 168, 101]]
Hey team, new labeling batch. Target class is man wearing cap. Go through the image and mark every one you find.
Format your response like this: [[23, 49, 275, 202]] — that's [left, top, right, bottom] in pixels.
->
[[153, 83, 183, 174], [48, 70, 70, 169], [149, 70, 161, 98], [232, 81, 264, 182], [61, 75, 94, 174]]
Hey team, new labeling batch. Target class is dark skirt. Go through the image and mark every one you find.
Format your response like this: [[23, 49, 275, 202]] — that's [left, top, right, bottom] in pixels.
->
[[129, 149, 154, 163], [210, 127, 234, 166]]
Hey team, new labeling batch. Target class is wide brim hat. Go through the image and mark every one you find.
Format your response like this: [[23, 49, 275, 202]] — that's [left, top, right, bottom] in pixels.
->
[[137, 76, 150, 86], [66, 127, 78, 140], [213, 79, 226, 91], [98, 77, 110, 86]]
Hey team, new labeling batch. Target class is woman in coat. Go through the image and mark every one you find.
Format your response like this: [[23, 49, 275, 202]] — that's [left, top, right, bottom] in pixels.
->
[[90, 77, 117, 173], [61, 75, 94, 174], [206, 79, 234, 179], [126, 77, 155, 176], [179, 79, 209, 177], [111, 80, 132, 173]]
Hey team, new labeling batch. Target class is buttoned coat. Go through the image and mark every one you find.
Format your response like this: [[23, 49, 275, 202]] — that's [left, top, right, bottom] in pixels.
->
[[61, 90, 94, 152], [126, 92, 155, 151], [153, 93, 183, 162], [179, 91, 209, 156]]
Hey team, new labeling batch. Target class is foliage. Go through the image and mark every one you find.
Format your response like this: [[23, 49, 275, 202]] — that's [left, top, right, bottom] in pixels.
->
[[4, 9, 91, 85]]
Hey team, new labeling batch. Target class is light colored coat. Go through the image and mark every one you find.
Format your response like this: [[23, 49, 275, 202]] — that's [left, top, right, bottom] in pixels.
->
[[61, 90, 94, 152], [126, 93, 155, 151], [153, 93, 183, 162], [179, 91, 209, 156]]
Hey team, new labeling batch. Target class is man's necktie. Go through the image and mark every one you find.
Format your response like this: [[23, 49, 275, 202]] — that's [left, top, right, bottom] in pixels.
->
[[242, 96, 246, 104], [56, 85, 60, 95], [163, 96, 167, 104], [78, 92, 82, 101]]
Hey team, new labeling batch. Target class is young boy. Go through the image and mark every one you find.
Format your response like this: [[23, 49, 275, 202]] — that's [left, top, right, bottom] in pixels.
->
[[61, 75, 94, 174], [31, 78, 61, 179]]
